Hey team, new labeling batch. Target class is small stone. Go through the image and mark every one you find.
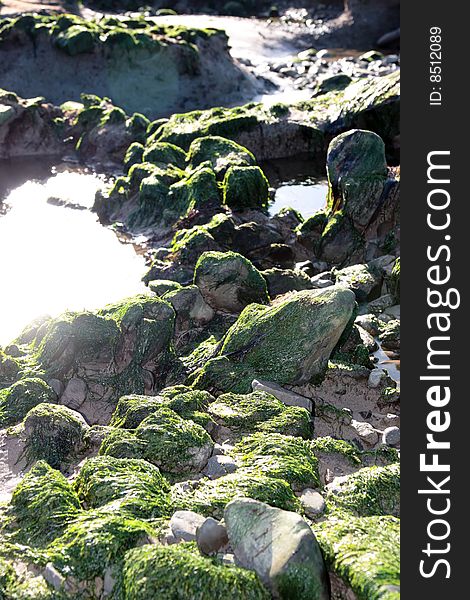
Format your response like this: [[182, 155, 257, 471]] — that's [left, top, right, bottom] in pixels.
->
[[203, 455, 238, 480], [299, 489, 326, 518], [169, 510, 206, 542], [368, 294, 395, 314], [196, 517, 229, 556], [351, 420, 379, 445], [382, 426, 400, 447], [252, 379, 313, 412], [368, 368, 386, 389], [311, 277, 334, 289]]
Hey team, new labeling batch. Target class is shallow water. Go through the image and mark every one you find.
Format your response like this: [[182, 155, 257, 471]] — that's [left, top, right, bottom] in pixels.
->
[[270, 180, 328, 217], [0, 168, 147, 346]]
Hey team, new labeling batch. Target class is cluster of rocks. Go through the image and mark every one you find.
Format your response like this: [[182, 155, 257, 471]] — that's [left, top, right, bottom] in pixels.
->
[[256, 47, 400, 97], [0, 9, 400, 599]]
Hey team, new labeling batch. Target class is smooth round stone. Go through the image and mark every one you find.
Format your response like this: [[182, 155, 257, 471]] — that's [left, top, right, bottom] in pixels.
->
[[299, 489, 326, 518], [196, 517, 229, 556], [382, 426, 400, 447]]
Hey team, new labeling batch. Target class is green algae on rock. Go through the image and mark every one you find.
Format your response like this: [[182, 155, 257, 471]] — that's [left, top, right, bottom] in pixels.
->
[[232, 433, 320, 491], [325, 464, 400, 517], [194, 287, 356, 393], [74, 455, 171, 518], [122, 542, 269, 600], [194, 251, 269, 313], [222, 166, 269, 210], [187, 135, 256, 178], [8, 461, 80, 546], [207, 391, 311, 441], [22, 403, 88, 469], [171, 471, 301, 518], [101, 406, 213, 474], [0, 378, 56, 428], [314, 514, 400, 600]]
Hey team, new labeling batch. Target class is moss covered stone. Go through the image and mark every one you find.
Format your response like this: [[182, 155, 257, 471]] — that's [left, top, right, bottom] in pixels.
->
[[45, 510, 155, 582], [233, 433, 320, 491], [9, 461, 80, 546], [194, 287, 356, 393], [101, 406, 213, 474], [187, 135, 256, 178], [148, 279, 182, 296], [23, 403, 88, 469], [171, 471, 301, 518], [122, 542, 269, 599], [142, 141, 187, 169], [194, 251, 269, 313], [388, 257, 400, 302], [0, 378, 56, 428], [109, 394, 164, 429], [326, 464, 400, 517], [223, 166, 269, 210], [207, 391, 311, 440], [33, 296, 175, 409], [124, 141, 145, 172], [171, 226, 219, 264], [74, 455, 171, 518], [314, 515, 400, 600]]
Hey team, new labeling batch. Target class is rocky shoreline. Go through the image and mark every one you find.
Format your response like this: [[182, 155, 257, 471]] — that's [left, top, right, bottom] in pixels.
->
[[0, 9, 400, 600]]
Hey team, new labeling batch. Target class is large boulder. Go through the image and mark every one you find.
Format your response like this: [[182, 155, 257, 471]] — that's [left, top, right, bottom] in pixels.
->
[[194, 287, 356, 393], [224, 499, 330, 600], [29, 295, 175, 424], [194, 251, 270, 313]]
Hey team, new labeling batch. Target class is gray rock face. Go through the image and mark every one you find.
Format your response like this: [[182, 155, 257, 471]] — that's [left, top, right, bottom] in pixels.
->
[[196, 517, 229, 556], [60, 378, 87, 411], [224, 498, 329, 600], [194, 251, 269, 313], [252, 379, 313, 412], [169, 510, 206, 542], [164, 285, 215, 331], [334, 264, 382, 302]]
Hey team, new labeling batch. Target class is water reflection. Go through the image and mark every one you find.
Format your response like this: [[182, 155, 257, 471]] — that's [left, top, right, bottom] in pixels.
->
[[0, 170, 147, 346], [270, 180, 328, 217]]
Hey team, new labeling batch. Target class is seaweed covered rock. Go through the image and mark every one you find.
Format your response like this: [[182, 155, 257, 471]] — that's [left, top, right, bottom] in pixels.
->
[[232, 433, 320, 491], [45, 510, 155, 583], [194, 287, 356, 393], [314, 514, 400, 600], [101, 406, 214, 474], [325, 464, 400, 517], [121, 542, 270, 600], [194, 251, 269, 313], [75, 455, 171, 518], [319, 129, 400, 264], [207, 391, 311, 442], [225, 499, 329, 600], [171, 471, 300, 518], [0, 378, 56, 427], [32, 295, 175, 424], [223, 166, 269, 210], [187, 135, 256, 178], [143, 141, 187, 170], [388, 256, 400, 302], [109, 388, 215, 432], [22, 403, 88, 468], [8, 461, 80, 546]]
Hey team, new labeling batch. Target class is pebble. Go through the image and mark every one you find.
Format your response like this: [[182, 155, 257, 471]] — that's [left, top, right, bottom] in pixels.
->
[[203, 455, 238, 480], [196, 517, 229, 556], [351, 420, 379, 445], [169, 510, 206, 542], [382, 426, 400, 447], [299, 489, 326, 518]]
